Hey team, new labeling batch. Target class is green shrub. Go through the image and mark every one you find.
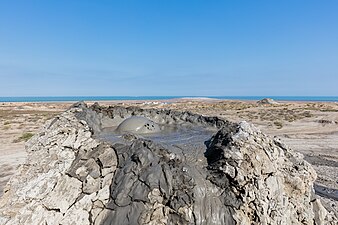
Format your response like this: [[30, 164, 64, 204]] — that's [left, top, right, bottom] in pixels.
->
[[273, 121, 283, 129], [13, 132, 34, 143]]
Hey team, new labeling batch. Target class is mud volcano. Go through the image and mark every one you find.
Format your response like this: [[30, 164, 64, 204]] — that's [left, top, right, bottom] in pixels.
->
[[0, 102, 336, 225]]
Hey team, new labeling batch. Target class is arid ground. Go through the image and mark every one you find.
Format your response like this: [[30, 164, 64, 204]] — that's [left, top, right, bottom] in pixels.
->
[[1, 99, 337, 210]]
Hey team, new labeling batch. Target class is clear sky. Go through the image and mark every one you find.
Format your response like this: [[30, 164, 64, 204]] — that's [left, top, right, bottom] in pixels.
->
[[0, 0, 337, 96]]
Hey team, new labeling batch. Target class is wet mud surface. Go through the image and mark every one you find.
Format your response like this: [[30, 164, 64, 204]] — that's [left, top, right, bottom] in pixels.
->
[[97, 123, 217, 161], [314, 184, 338, 201], [90, 109, 238, 224]]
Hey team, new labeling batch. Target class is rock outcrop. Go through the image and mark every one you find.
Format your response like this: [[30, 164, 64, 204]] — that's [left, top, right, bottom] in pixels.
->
[[0, 102, 336, 225]]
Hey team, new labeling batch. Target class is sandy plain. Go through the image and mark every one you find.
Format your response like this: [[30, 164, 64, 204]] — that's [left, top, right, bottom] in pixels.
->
[[0, 99, 337, 210]]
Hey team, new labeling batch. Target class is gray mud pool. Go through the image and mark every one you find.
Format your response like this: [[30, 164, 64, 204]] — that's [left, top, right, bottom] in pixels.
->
[[96, 122, 217, 164]]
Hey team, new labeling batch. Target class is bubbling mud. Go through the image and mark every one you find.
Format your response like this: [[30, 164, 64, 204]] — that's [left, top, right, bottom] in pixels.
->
[[116, 116, 161, 134], [91, 106, 223, 157], [98, 121, 217, 163]]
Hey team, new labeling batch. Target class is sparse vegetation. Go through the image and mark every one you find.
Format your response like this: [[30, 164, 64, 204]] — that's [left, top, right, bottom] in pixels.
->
[[302, 111, 312, 117], [3, 125, 11, 130], [273, 121, 283, 129], [13, 132, 34, 143]]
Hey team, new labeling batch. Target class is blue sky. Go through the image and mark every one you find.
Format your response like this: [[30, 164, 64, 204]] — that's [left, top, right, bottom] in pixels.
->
[[0, 0, 337, 96]]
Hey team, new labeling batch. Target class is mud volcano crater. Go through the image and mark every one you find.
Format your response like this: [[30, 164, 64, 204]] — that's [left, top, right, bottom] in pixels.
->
[[89, 103, 238, 224], [97, 112, 222, 167], [0, 102, 336, 225]]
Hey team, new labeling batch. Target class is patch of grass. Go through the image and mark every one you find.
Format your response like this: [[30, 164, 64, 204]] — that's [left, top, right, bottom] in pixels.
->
[[3, 125, 11, 130], [13, 132, 34, 143], [273, 121, 283, 129], [3, 121, 11, 125], [320, 109, 338, 112], [302, 111, 312, 117]]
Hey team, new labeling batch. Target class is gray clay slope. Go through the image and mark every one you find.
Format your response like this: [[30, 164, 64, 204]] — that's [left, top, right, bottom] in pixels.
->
[[0, 102, 336, 225]]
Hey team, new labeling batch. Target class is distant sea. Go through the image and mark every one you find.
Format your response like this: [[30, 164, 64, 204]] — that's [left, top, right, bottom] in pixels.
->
[[0, 96, 338, 103]]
